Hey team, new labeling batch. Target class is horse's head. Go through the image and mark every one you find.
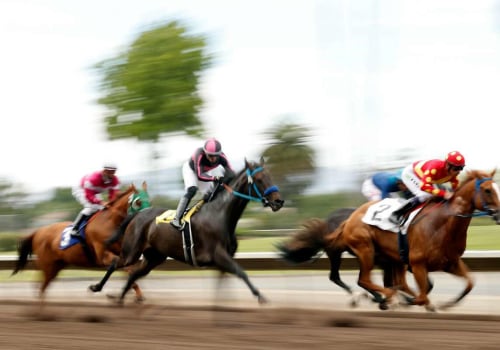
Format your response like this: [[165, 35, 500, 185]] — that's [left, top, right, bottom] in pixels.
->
[[101, 184, 138, 223], [459, 169, 500, 224], [228, 157, 284, 212], [128, 181, 151, 214]]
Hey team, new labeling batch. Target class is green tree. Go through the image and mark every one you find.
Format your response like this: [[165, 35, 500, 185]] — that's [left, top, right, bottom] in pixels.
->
[[261, 122, 316, 199], [0, 179, 28, 214], [94, 20, 212, 142]]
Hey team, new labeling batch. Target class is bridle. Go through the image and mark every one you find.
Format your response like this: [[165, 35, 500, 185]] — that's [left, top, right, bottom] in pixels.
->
[[456, 177, 498, 218], [223, 166, 279, 207]]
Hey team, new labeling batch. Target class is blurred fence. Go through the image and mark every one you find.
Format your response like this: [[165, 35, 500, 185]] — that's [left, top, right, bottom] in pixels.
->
[[2, 251, 500, 272]]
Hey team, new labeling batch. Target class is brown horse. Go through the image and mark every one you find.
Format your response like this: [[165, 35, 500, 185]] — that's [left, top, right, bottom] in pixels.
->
[[12, 182, 151, 302], [278, 207, 416, 307], [109, 158, 284, 305], [279, 170, 500, 311]]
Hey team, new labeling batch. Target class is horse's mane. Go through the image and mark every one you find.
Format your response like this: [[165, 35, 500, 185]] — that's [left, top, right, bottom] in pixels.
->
[[456, 170, 492, 191], [106, 185, 135, 206]]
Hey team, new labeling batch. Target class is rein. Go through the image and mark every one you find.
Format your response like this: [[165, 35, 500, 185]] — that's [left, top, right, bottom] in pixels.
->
[[222, 166, 279, 205]]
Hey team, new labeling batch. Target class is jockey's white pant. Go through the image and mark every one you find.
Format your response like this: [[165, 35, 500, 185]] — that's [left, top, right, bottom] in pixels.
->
[[181, 162, 226, 195], [401, 164, 433, 203], [72, 187, 104, 216]]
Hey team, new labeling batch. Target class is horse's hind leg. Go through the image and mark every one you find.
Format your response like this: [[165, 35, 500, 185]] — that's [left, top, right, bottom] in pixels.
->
[[438, 258, 474, 310], [213, 245, 266, 304], [327, 250, 353, 295], [117, 251, 165, 305], [352, 247, 398, 309]]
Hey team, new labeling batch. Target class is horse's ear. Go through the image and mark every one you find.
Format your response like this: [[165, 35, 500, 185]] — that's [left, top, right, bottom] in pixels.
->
[[259, 156, 265, 166], [244, 158, 250, 168], [142, 181, 148, 191], [491, 168, 496, 178]]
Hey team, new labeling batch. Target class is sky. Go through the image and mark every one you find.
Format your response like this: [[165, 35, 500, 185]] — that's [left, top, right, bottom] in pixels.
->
[[1, 0, 500, 193]]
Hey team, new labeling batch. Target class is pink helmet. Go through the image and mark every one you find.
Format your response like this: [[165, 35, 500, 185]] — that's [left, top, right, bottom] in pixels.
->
[[203, 138, 222, 156], [445, 151, 465, 167]]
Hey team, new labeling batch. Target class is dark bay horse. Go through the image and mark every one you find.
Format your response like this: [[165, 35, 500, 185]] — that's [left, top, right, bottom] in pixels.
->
[[110, 158, 284, 305], [13, 182, 151, 302], [279, 170, 500, 311]]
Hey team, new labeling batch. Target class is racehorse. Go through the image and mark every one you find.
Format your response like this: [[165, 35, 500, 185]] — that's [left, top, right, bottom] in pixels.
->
[[109, 158, 284, 305], [279, 170, 500, 311], [278, 207, 416, 307], [12, 182, 151, 303]]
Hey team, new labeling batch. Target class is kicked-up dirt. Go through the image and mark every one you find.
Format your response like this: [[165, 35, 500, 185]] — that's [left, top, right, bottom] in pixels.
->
[[1, 300, 499, 350]]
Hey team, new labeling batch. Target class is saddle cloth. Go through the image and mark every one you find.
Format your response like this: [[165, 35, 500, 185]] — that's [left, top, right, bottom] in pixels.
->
[[155, 199, 205, 225], [361, 198, 421, 234], [59, 216, 91, 250]]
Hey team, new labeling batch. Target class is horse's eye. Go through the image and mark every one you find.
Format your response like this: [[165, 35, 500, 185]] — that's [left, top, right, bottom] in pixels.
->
[[485, 189, 492, 195]]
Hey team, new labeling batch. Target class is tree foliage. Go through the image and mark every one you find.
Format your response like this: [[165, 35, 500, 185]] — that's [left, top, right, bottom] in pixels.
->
[[94, 20, 212, 142], [261, 123, 316, 198]]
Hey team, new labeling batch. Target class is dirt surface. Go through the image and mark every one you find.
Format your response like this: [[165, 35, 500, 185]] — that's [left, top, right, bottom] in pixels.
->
[[0, 300, 499, 350]]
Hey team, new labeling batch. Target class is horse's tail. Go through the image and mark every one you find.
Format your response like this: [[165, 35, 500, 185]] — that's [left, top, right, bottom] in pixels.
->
[[12, 232, 35, 275], [276, 218, 330, 264]]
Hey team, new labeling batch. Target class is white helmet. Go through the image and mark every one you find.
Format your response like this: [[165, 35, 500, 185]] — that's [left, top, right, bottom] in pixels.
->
[[103, 162, 117, 171]]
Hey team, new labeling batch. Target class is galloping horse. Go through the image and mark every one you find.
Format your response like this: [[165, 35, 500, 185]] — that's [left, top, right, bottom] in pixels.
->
[[278, 207, 415, 305], [279, 170, 500, 311], [109, 158, 284, 305], [13, 182, 151, 302]]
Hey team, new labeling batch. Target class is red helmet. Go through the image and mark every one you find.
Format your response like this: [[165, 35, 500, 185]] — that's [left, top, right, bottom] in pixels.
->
[[445, 151, 465, 167], [203, 138, 222, 156]]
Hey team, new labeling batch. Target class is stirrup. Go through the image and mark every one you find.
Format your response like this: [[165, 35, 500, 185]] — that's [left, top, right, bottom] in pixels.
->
[[170, 219, 183, 230], [70, 229, 80, 237], [389, 215, 402, 225]]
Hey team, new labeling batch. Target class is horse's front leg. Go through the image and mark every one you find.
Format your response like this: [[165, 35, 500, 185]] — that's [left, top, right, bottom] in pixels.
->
[[212, 245, 267, 304], [438, 258, 474, 310], [89, 253, 118, 293]]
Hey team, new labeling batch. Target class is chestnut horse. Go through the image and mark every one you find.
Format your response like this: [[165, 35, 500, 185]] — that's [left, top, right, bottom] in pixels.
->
[[12, 182, 151, 302], [279, 170, 500, 311], [278, 207, 416, 306], [109, 158, 284, 305]]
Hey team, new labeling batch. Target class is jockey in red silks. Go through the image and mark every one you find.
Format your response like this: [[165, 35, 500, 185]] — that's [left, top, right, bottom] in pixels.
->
[[69, 163, 120, 237], [389, 151, 465, 225], [170, 138, 235, 230]]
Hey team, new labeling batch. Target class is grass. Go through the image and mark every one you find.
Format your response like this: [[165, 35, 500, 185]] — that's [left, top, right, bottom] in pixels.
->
[[2, 225, 499, 283], [239, 225, 500, 251]]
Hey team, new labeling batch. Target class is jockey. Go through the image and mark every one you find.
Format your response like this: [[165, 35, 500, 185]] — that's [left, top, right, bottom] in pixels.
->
[[69, 163, 121, 237], [361, 169, 412, 201], [389, 151, 465, 225], [170, 138, 235, 230]]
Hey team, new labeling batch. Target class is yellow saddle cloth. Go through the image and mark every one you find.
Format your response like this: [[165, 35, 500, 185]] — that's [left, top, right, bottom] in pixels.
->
[[155, 200, 205, 225]]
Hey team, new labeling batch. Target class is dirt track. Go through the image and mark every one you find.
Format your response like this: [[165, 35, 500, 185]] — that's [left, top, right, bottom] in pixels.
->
[[1, 300, 500, 350]]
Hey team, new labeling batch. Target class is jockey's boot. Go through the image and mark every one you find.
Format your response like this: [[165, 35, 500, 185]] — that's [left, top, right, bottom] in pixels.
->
[[389, 197, 421, 225], [170, 196, 190, 230], [69, 212, 90, 237]]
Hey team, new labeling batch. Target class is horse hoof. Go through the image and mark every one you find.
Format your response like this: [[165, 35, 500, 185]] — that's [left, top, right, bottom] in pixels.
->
[[379, 301, 389, 311], [89, 285, 101, 293], [134, 296, 145, 304]]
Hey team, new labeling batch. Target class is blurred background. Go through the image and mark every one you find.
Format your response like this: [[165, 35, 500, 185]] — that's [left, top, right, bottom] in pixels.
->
[[1, 0, 500, 233]]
